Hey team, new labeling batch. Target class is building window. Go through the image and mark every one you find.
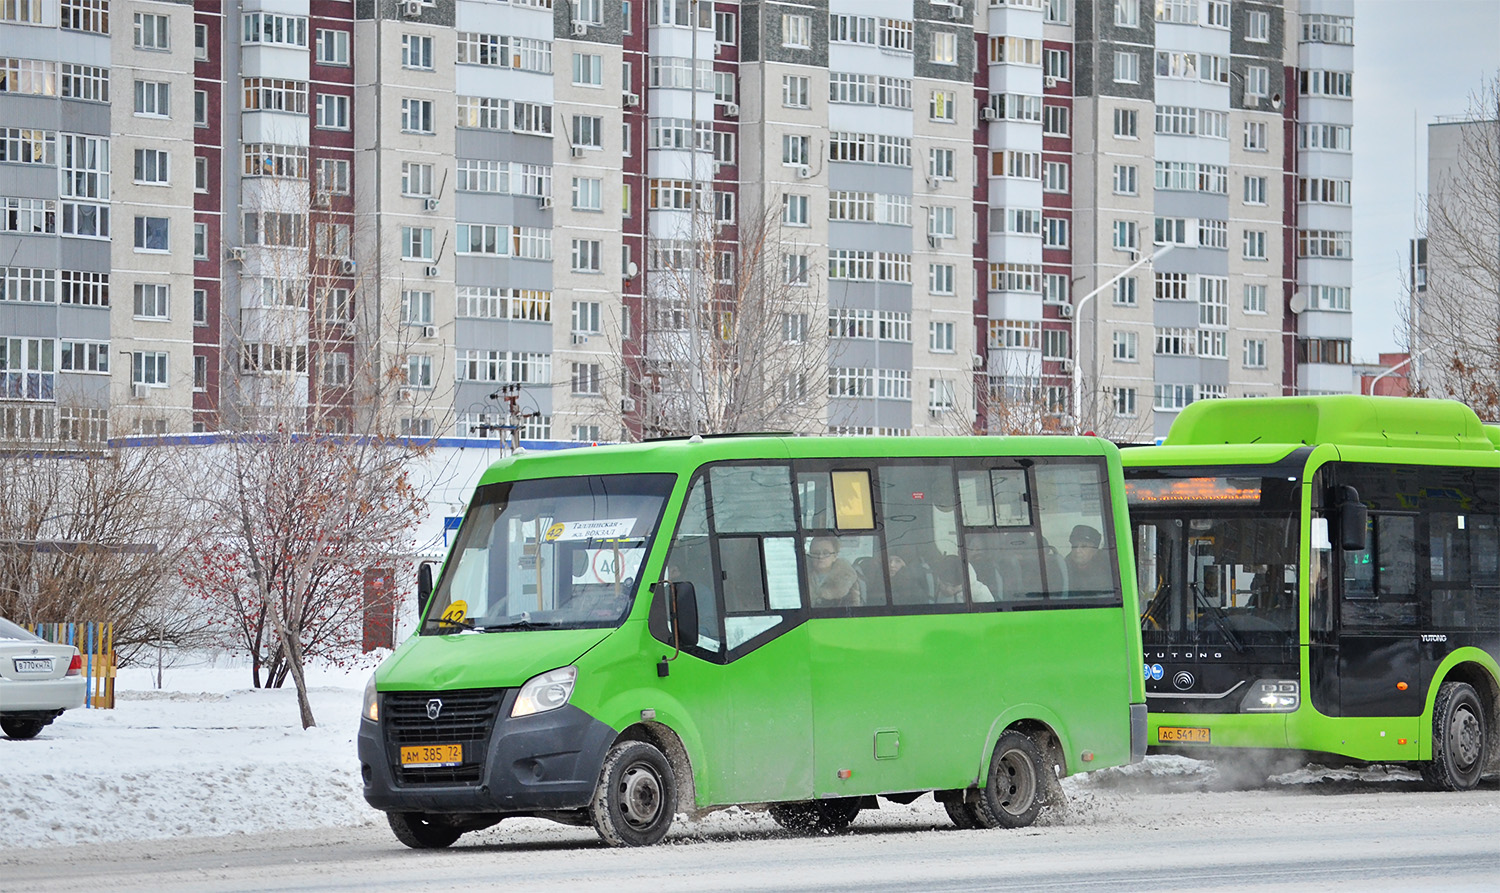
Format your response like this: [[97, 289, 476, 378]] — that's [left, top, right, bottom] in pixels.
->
[[134, 12, 169, 51], [572, 115, 602, 149], [572, 53, 603, 87], [193, 222, 208, 259], [1113, 108, 1138, 138], [133, 283, 169, 319], [1042, 216, 1068, 248], [1043, 161, 1069, 193], [1243, 230, 1267, 260], [929, 206, 956, 239], [572, 362, 602, 395], [1113, 276, 1137, 306], [1113, 330, 1138, 362], [401, 226, 433, 261], [1243, 338, 1267, 369], [194, 156, 209, 192], [315, 94, 349, 130], [929, 321, 955, 353], [133, 216, 169, 252], [928, 148, 955, 180], [134, 148, 169, 185], [783, 75, 809, 108], [406, 355, 433, 389], [930, 31, 957, 65], [242, 12, 307, 47], [132, 351, 168, 386], [1244, 121, 1268, 151], [401, 290, 434, 325], [401, 99, 434, 134], [401, 162, 433, 197], [572, 177, 601, 211], [194, 90, 207, 126], [783, 194, 809, 226], [1113, 220, 1138, 251], [61, 0, 109, 33], [782, 134, 810, 166], [715, 9, 736, 44], [402, 34, 433, 70], [1114, 52, 1139, 84], [785, 254, 809, 285], [930, 90, 955, 122], [571, 239, 602, 273], [193, 288, 207, 324], [1116, 0, 1139, 27], [316, 29, 350, 65], [1112, 164, 1137, 195], [1244, 176, 1267, 205], [317, 159, 350, 196], [193, 23, 209, 60], [1245, 65, 1270, 98], [134, 80, 170, 117], [782, 13, 811, 48]]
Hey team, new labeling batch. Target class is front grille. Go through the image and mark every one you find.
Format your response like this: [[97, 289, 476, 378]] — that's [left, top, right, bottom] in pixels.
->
[[384, 688, 506, 786]]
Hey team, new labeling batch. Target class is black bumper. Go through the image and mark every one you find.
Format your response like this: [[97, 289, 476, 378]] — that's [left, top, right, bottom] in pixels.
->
[[359, 691, 618, 816]]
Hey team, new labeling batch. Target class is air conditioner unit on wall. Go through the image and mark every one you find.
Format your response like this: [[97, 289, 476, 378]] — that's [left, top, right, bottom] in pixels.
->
[[949, 3, 966, 21], [572, 21, 588, 36], [621, 396, 636, 412], [1059, 358, 1073, 372], [227, 246, 246, 262], [131, 383, 150, 400], [980, 107, 999, 122], [423, 198, 439, 212], [539, 195, 553, 209], [402, 1, 423, 19], [723, 102, 739, 118], [971, 354, 984, 370], [423, 265, 439, 278], [340, 259, 356, 275], [1059, 304, 1073, 318], [421, 325, 438, 339], [1044, 76, 1058, 89], [623, 92, 640, 107], [795, 164, 811, 179]]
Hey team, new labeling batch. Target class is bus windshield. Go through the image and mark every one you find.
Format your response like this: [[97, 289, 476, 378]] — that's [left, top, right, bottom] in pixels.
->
[[423, 473, 675, 634], [1127, 469, 1302, 650]]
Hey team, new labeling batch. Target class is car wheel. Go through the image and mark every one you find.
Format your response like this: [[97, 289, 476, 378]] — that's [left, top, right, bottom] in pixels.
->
[[590, 740, 676, 847], [975, 730, 1045, 829], [387, 812, 463, 849], [1422, 681, 1488, 792], [1, 717, 46, 740]]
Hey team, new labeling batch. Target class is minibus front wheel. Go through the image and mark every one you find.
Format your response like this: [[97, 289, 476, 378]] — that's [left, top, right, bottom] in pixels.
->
[[590, 739, 677, 846]]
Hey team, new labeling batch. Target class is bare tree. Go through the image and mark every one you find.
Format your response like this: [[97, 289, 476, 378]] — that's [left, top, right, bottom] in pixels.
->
[[179, 174, 438, 727], [1405, 73, 1500, 416], [600, 195, 835, 438], [0, 416, 193, 655]]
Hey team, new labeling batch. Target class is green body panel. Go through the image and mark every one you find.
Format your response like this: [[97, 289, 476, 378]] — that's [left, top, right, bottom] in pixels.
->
[[1130, 396, 1500, 762], [375, 627, 612, 691], [381, 433, 1145, 810]]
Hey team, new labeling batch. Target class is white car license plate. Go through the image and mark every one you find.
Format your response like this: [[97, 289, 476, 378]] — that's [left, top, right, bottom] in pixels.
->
[[13, 657, 53, 674]]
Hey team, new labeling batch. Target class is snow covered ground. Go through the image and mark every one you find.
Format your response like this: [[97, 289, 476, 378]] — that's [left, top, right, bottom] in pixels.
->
[[0, 654, 1451, 852]]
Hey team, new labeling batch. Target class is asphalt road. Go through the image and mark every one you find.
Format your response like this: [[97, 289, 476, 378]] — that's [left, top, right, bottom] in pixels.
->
[[4, 777, 1498, 892]]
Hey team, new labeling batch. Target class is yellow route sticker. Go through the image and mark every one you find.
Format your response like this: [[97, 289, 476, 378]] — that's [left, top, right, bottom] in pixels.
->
[[544, 522, 566, 542], [441, 600, 468, 624]]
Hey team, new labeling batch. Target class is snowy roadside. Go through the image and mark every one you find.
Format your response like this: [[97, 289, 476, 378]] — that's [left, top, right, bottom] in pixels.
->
[[0, 657, 1434, 852], [1, 661, 378, 849]]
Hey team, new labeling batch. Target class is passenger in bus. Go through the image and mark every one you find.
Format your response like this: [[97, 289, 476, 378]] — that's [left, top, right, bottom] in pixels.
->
[[1065, 525, 1112, 594], [808, 536, 861, 607], [887, 547, 932, 603], [936, 555, 995, 603]]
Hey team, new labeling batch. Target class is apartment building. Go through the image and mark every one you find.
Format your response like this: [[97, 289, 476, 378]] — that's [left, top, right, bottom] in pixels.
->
[[0, 0, 1355, 447]]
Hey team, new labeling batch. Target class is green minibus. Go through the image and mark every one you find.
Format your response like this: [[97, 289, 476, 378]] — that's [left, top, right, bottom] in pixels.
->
[[1125, 396, 1499, 789], [359, 434, 1147, 848]]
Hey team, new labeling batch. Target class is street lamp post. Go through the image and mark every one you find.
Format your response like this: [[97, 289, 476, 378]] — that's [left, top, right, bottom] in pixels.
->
[[1366, 348, 1428, 396], [1071, 245, 1175, 434]]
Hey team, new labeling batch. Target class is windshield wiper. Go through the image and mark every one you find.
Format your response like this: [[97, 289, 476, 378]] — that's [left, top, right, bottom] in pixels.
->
[[1189, 582, 1245, 654], [483, 618, 562, 630], [424, 616, 475, 631]]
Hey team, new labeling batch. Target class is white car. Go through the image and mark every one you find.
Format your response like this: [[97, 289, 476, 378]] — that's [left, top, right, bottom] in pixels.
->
[[0, 617, 87, 739]]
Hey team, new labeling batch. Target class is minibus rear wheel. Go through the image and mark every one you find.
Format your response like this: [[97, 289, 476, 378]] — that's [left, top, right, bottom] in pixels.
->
[[591, 739, 677, 846], [976, 731, 1044, 829], [387, 812, 463, 849]]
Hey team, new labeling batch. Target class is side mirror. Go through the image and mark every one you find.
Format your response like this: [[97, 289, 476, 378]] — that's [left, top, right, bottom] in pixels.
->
[[1336, 486, 1368, 552], [416, 562, 435, 613], [669, 581, 699, 650]]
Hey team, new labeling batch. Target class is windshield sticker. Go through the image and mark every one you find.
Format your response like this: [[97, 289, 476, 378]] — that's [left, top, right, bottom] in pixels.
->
[[544, 519, 637, 541], [441, 600, 468, 624], [572, 548, 646, 585]]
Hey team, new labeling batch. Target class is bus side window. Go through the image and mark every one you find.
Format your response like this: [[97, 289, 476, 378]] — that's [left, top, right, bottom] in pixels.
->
[[879, 462, 959, 607], [657, 477, 723, 656], [1035, 462, 1117, 600]]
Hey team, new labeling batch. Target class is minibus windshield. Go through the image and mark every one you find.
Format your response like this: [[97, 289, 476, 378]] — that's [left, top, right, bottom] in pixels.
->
[[423, 473, 675, 634]]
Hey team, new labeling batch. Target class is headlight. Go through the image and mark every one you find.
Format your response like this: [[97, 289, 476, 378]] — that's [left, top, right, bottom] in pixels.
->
[[1240, 679, 1299, 713], [362, 674, 380, 722], [512, 666, 577, 718]]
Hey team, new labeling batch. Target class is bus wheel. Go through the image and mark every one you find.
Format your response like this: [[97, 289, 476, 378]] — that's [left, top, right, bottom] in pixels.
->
[[387, 812, 463, 849], [769, 799, 861, 833], [977, 731, 1044, 829], [1423, 681, 1488, 791], [590, 740, 676, 847]]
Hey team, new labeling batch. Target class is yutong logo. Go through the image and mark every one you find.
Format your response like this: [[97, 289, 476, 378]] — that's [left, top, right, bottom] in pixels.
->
[[426, 698, 444, 720], [1172, 671, 1196, 691]]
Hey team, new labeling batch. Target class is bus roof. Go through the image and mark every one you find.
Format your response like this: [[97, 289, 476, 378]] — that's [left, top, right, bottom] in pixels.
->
[[476, 434, 1119, 486], [1160, 396, 1496, 453]]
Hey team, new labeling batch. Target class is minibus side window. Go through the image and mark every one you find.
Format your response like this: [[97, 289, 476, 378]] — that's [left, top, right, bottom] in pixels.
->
[[710, 464, 805, 652], [658, 477, 724, 657]]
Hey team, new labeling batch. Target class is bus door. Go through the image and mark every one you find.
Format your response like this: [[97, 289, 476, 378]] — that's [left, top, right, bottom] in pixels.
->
[[1333, 511, 1424, 722], [656, 465, 816, 807]]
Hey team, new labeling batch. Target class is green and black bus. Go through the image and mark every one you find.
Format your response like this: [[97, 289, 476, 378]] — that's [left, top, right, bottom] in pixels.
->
[[359, 434, 1147, 848], [1124, 396, 1499, 789]]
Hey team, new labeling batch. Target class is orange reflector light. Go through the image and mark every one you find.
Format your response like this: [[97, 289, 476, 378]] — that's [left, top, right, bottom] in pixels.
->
[[1398, 738, 1408, 745], [837, 769, 852, 779], [1081, 751, 1094, 762], [1397, 682, 1408, 691]]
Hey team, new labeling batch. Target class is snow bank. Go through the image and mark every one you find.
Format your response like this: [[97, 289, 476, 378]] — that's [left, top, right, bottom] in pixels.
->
[[2, 660, 378, 849]]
